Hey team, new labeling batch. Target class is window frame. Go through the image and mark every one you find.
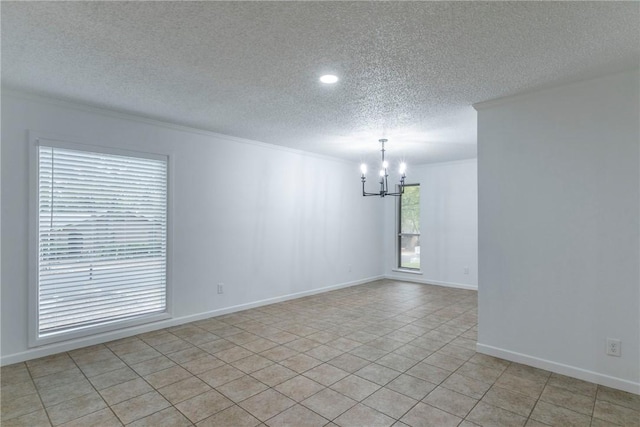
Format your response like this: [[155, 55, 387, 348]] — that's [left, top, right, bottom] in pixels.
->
[[397, 183, 421, 271], [28, 132, 173, 347]]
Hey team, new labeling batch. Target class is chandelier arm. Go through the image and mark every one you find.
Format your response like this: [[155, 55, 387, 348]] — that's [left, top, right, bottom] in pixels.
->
[[362, 177, 381, 197]]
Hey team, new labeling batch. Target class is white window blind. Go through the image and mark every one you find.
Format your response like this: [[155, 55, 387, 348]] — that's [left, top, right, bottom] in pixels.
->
[[37, 144, 167, 336]]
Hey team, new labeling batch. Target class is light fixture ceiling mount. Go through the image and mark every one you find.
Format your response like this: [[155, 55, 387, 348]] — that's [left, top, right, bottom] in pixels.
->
[[319, 74, 339, 84], [360, 139, 406, 197]]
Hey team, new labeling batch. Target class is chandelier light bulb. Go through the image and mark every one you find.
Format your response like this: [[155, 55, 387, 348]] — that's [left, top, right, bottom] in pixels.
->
[[360, 138, 407, 198]]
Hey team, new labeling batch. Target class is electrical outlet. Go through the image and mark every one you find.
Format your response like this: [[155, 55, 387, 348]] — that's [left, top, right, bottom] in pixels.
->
[[217, 283, 224, 294], [348, 265, 352, 272], [606, 338, 621, 357], [463, 266, 470, 275]]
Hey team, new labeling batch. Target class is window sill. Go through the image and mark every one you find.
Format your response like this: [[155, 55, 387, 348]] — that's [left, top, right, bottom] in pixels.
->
[[30, 311, 171, 348], [391, 268, 423, 275]]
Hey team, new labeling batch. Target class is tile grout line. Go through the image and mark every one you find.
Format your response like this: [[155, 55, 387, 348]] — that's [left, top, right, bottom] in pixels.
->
[[527, 372, 552, 426], [24, 360, 55, 426], [70, 344, 129, 426]]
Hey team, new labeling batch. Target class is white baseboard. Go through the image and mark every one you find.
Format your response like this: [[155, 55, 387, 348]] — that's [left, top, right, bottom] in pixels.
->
[[1, 275, 384, 366], [385, 274, 478, 291], [477, 343, 640, 395]]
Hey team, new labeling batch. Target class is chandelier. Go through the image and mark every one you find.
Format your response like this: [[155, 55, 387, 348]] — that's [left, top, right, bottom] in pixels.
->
[[360, 139, 407, 197]]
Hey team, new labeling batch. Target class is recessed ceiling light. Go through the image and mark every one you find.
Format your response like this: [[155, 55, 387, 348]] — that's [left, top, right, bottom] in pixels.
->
[[320, 74, 339, 84]]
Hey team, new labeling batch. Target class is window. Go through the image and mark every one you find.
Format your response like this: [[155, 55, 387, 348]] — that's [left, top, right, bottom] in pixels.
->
[[33, 139, 168, 342], [398, 184, 420, 270]]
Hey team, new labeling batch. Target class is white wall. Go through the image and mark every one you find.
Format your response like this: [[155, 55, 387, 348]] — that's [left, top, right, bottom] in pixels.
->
[[385, 159, 478, 290], [1, 92, 385, 363], [476, 70, 640, 393]]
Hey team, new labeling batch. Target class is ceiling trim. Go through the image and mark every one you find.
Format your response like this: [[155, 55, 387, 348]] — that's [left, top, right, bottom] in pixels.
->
[[1, 86, 356, 166], [473, 67, 640, 111]]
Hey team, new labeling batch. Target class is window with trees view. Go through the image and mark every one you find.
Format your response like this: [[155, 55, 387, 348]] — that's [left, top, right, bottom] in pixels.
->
[[398, 184, 420, 270], [34, 141, 168, 342]]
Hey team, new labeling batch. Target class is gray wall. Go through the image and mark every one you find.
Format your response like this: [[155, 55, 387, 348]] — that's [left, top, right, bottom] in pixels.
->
[[1, 92, 385, 363], [476, 70, 640, 393], [385, 159, 478, 290]]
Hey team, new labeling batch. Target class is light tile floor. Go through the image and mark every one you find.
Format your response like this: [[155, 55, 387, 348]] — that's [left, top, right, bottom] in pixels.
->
[[2, 280, 639, 426]]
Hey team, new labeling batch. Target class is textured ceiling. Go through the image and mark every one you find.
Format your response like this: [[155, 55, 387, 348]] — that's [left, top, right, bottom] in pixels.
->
[[2, 1, 639, 165]]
